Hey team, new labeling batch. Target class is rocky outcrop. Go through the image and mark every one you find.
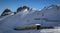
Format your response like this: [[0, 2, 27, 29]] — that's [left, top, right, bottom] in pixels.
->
[[1, 9, 13, 16], [17, 6, 30, 12]]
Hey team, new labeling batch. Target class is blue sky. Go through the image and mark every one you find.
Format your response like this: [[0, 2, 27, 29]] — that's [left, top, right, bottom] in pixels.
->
[[0, 0, 60, 14]]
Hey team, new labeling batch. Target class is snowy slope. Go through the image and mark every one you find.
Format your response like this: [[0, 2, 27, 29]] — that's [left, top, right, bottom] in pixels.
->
[[0, 4, 60, 33], [41, 4, 60, 26]]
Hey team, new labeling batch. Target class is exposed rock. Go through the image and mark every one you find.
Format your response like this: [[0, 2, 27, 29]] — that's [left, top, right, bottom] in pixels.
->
[[17, 6, 30, 12], [1, 9, 14, 16]]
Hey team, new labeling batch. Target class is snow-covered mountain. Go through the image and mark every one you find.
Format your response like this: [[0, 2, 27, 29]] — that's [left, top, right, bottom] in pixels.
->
[[40, 4, 60, 26], [17, 6, 29, 12], [0, 4, 60, 33], [1, 9, 14, 16]]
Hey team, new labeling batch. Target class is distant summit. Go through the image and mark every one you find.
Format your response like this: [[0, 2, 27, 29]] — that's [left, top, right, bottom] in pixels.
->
[[42, 4, 60, 11], [1, 4, 60, 16], [17, 6, 30, 12], [1, 9, 14, 16]]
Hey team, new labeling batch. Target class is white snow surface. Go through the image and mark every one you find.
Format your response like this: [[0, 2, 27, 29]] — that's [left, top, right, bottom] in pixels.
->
[[0, 5, 60, 33]]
